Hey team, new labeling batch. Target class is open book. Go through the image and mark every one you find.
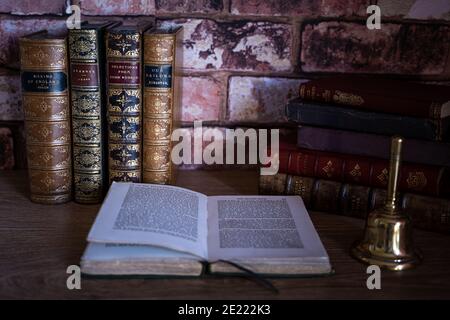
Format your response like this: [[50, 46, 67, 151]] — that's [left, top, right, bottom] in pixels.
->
[[81, 182, 332, 277]]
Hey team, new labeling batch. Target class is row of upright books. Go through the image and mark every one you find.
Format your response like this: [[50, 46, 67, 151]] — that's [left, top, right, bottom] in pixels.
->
[[260, 76, 450, 233], [20, 21, 182, 205]]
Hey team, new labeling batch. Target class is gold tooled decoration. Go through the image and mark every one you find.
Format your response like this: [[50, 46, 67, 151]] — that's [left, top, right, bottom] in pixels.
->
[[20, 43, 67, 69], [406, 172, 427, 190], [71, 91, 101, 117], [144, 118, 171, 141], [27, 145, 71, 170], [144, 145, 170, 171], [349, 164, 362, 179], [72, 119, 102, 144], [333, 90, 364, 106], [73, 146, 102, 171], [109, 170, 141, 183], [29, 169, 71, 194], [144, 37, 174, 63], [23, 96, 68, 120], [144, 91, 172, 114], [322, 160, 335, 177], [107, 33, 140, 58], [108, 89, 141, 114], [69, 30, 97, 60], [377, 168, 389, 184], [109, 144, 141, 168], [26, 121, 70, 145]]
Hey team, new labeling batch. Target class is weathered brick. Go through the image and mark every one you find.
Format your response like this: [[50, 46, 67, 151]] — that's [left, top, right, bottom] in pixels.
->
[[378, 0, 450, 20], [228, 77, 305, 122], [159, 19, 292, 72], [301, 21, 450, 75], [0, 16, 66, 68], [0, 0, 66, 15], [156, 0, 223, 13], [77, 0, 155, 15], [181, 76, 222, 122], [231, 0, 367, 17], [0, 127, 14, 170], [0, 69, 22, 121]]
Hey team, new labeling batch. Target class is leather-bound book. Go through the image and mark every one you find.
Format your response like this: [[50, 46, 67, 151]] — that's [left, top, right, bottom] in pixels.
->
[[143, 26, 183, 184], [279, 148, 450, 197], [297, 126, 450, 167], [299, 76, 450, 120], [69, 22, 117, 203], [286, 99, 449, 141], [260, 173, 449, 234], [19, 31, 72, 204], [402, 194, 450, 234], [106, 22, 153, 183], [259, 173, 288, 195], [285, 175, 315, 208]]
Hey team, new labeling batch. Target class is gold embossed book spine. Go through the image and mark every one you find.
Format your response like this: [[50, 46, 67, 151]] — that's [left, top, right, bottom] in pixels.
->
[[106, 22, 153, 183], [143, 27, 182, 184], [19, 31, 72, 204], [69, 22, 115, 203]]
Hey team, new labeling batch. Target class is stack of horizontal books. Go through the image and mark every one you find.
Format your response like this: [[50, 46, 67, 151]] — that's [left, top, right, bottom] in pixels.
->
[[260, 76, 450, 233]]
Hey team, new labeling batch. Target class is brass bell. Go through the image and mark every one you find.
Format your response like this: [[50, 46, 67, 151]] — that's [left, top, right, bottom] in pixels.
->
[[350, 136, 421, 271]]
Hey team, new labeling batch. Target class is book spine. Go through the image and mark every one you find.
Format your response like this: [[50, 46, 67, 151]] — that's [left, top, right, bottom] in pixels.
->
[[106, 29, 143, 183], [402, 193, 450, 233], [285, 175, 315, 208], [297, 126, 450, 167], [259, 173, 288, 195], [19, 36, 72, 204], [261, 174, 449, 233], [69, 28, 107, 203], [340, 184, 372, 218], [286, 101, 442, 141], [142, 32, 179, 184], [299, 82, 441, 120], [281, 148, 449, 197]]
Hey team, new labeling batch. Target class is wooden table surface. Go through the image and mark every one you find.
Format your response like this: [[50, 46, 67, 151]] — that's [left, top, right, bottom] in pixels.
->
[[1, 170, 450, 299]]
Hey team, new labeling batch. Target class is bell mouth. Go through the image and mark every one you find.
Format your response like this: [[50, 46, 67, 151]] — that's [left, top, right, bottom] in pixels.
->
[[350, 240, 422, 271]]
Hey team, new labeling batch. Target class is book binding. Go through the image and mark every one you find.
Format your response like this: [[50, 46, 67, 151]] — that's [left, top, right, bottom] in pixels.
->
[[279, 148, 450, 197], [142, 27, 182, 184], [286, 99, 448, 141], [259, 174, 450, 234], [298, 77, 450, 120], [20, 32, 72, 204], [69, 23, 111, 203], [106, 23, 151, 183], [297, 126, 450, 167]]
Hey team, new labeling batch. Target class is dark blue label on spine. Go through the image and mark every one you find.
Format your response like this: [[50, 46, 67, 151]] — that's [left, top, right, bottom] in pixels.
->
[[21, 71, 68, 93], [144, 65, 172, 89]]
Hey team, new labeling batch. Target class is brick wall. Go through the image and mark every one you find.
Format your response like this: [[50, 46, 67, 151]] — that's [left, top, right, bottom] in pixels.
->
[[1, 0, 450, 169]]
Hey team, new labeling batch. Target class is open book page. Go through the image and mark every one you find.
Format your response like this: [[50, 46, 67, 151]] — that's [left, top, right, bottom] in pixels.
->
[[206, 196, 329, 262], [82, 243, 201, 261], [87, 182, 209, 259]]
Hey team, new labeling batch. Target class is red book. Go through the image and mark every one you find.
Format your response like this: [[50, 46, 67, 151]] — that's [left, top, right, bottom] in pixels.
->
[[299, 76, 450, 119], [279, 148, 450, 197]]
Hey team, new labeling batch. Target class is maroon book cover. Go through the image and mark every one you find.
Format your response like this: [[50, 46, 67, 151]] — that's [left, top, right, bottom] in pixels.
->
[[279, 147, 450, 197], [299, 76, 450, 119]]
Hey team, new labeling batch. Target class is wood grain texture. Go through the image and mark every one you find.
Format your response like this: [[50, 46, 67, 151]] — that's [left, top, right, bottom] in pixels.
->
[[1, 170, 450, 299]]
